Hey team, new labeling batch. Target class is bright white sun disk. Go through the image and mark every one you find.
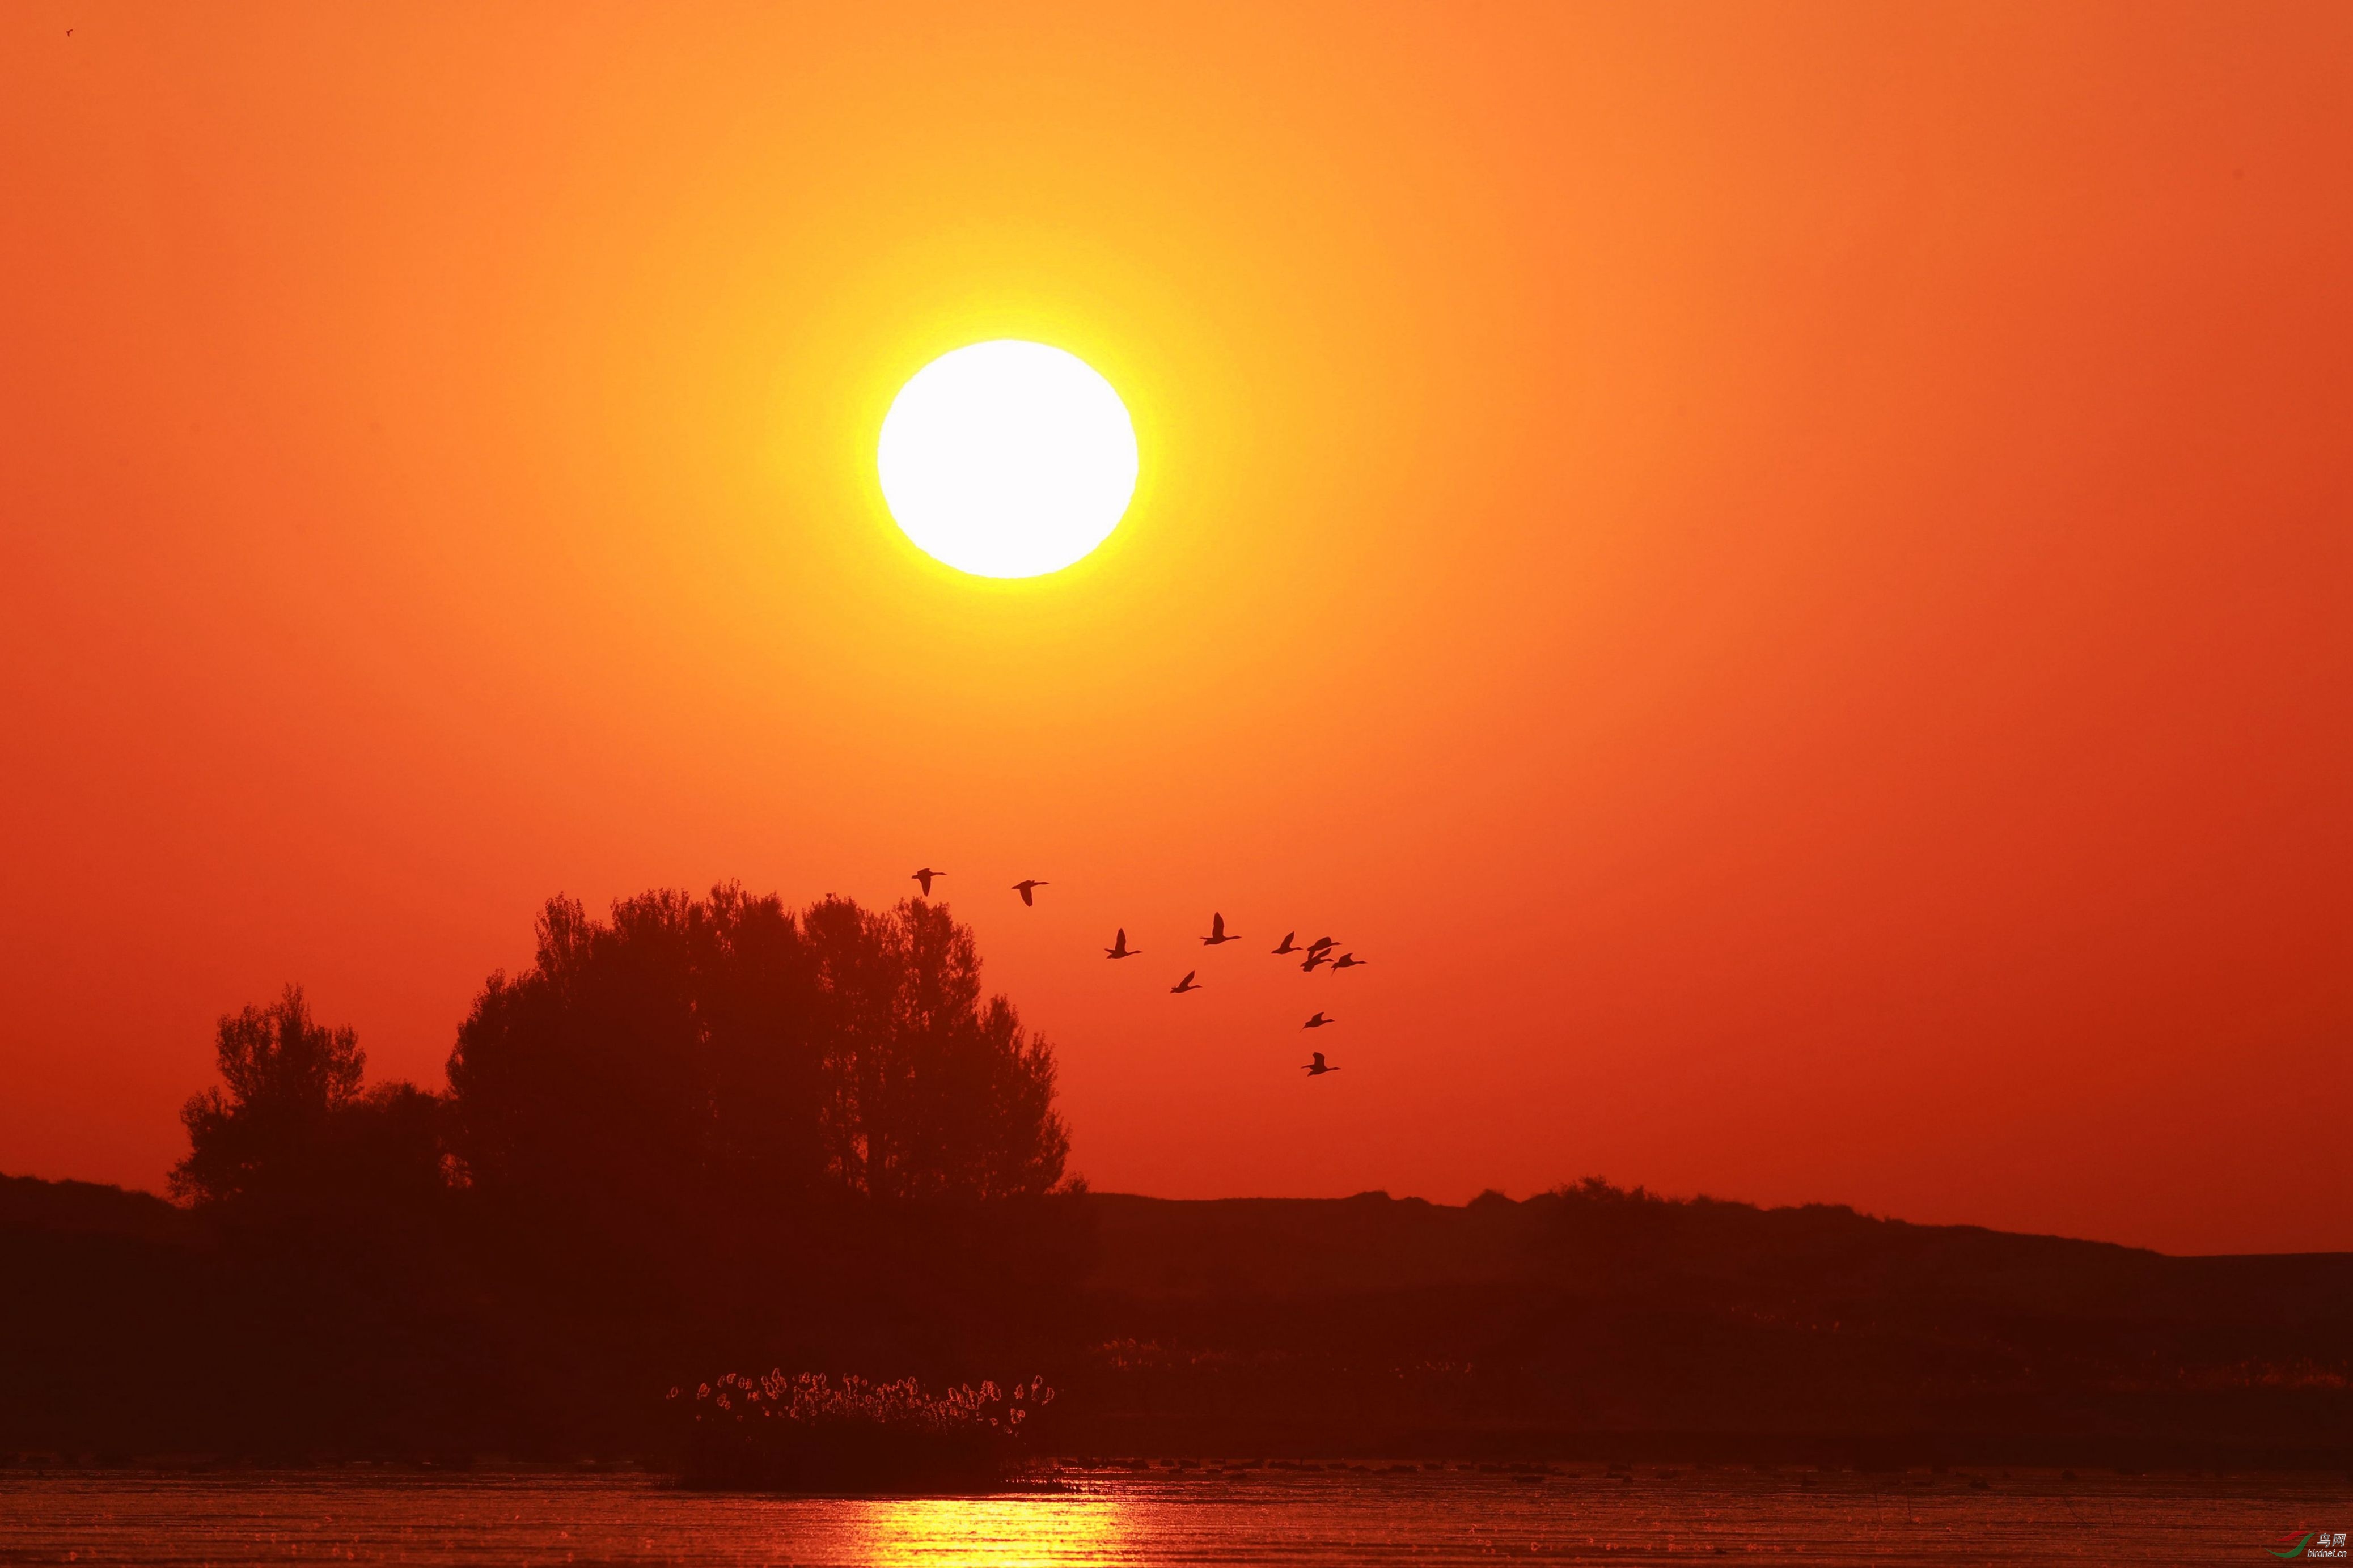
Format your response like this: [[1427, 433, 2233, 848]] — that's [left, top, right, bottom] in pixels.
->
[[877, 341, 1138, 578]]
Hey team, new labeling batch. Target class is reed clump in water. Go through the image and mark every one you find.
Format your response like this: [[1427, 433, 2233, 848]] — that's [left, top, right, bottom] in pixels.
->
[[672, 1371, 1054, 1493]]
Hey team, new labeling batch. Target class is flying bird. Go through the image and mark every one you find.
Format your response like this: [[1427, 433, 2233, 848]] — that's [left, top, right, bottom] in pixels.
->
[[1303, 1012, 1334, 1029], [1104, 929, 1141, 960], [1301, 951, 1332, 973], [1170, 970, 1201, 994], [1012, 879, 1049, 906], [1272, 931, 1300, 955], [911, 867, 945, 896], [1331, 952, 1367, 971], [1201, 912, 1239, 946], [1306, 936, 1336, 957], [1302, 1051, 1339, 1077]]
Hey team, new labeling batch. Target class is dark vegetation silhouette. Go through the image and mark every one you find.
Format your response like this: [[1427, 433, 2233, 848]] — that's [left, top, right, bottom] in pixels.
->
[[173, 986, 446, 1216], [448, 890, 1067, 1229], [2, 887, 2347, 1472], [1063, 1185, 2352, 1469], [2, 887, 1085, 1468]]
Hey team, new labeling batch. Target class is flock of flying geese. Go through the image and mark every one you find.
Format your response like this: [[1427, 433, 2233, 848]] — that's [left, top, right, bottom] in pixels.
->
[[908, 868, 1361, 1078]]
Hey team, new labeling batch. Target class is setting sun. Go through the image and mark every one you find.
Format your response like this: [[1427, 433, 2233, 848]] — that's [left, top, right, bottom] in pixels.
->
[[877, 340, 1139, 579]]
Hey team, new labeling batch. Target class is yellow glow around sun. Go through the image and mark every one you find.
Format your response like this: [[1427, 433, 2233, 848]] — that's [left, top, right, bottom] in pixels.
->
[[877, 340, 1139, 579]]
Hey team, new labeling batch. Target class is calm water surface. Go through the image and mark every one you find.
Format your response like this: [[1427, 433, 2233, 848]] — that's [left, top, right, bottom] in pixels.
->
[[1, 1468, 2345, 1565]]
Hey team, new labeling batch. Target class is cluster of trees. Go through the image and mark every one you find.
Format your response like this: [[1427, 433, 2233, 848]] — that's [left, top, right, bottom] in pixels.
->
[[151, 887, 1084, 1448], [173, 887, 1072, 1224]]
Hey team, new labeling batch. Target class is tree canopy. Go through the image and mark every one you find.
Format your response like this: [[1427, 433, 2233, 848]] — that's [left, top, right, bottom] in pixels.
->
[[173, 985, 441, 1210], [443, 888, 1069, 1228], [175, 888, 1069, 1232]]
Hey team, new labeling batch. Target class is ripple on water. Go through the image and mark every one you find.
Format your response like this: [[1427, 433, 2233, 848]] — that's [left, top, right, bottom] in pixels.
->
[[0, 1468, 2341, 1565]]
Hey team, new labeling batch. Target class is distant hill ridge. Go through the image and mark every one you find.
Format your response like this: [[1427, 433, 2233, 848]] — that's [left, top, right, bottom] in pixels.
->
[[1078, 1185, 2353, 1323], [3, 1171, 2347, 1464], [0, 1173, 190, 1245], [1063, 1185, 2350, 1465], [9, 1168, 2343, 1314]]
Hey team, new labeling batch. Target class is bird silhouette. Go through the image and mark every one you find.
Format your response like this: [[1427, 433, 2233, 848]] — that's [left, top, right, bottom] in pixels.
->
[[1303, 1012, 1334, 1029], [1301, 950, 1332, 973], [1331, 952, 1367, 971], [1303, 1051, 1339, 1076], [1201, 912, 1239, 946], [1272, 931, 1300, 955], [1306, 936, 1336, 957], [1105, 929, 1141, 960], [911, 867, 945, 896], [1012, 879, 1049, 906], [1170, 970, 1201, 994]]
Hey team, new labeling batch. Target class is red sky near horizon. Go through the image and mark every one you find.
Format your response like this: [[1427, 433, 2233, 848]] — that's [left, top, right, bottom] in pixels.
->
[[3, 4, 2347, 1255]]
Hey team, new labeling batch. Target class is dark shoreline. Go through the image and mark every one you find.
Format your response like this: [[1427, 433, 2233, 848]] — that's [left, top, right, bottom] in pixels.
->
[[7, 1176, 2346, 1473]]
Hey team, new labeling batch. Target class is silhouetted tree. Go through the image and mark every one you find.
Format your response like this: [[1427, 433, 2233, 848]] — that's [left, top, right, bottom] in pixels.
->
[[173, 985, 376, 1206], [805, 897, 1069, 1201], [445, 888, 1068, 1227], [445, 887, 826, 1259]]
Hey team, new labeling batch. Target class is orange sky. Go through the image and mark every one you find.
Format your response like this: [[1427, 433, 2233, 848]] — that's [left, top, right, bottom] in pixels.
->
[[3, 3, 2347, 1253]]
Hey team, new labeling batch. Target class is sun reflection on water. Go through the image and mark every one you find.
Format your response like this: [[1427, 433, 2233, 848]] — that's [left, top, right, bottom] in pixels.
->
[[850, 1493, 1134, 1567]]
